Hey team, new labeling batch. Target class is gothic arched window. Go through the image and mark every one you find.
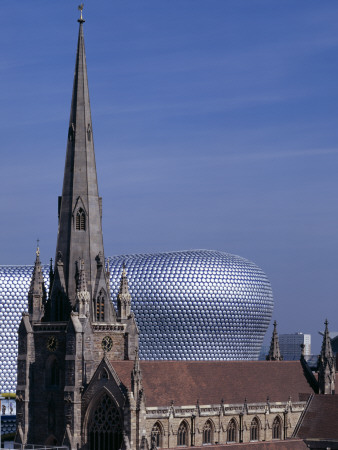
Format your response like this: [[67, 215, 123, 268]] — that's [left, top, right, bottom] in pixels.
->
[[272, 416, 282, 440], [54, 291, 69, 322], [203, 420, 214, 444], [177, 421, 188, 446], [50, 359, 59, 386], [76, 208, 86, 231], [227, 419, 237, 443], [151, 421, 163, 448], [250, 417, 259, 441], [88, 394, 122, 450], [96, 290, 105, 322], [46, 357, 59, 388]]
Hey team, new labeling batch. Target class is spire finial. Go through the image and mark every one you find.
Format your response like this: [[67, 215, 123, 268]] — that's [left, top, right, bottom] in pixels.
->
[[78, 3, 85, 23], [266, 319, 283, 361], [36, 239, 40, 257], [318, 318, 336, 394]]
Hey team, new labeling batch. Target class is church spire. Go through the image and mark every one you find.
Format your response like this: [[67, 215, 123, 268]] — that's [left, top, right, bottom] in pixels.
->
[[28, 244, 46, 323], [318, 319, 335, 394], [51, 15, 114, 322], [320, 319, 333, 360], [266, 320, 283, 361]]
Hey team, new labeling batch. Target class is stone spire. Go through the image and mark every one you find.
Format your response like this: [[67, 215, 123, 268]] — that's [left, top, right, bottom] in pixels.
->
[[318, 319, 335, 394], [50, 16, 114, 323], [131, 348, 142, 399], [28, 245, 46, 323], [48, 257, 54, 299], [266, 320, 283, 361], [76, 258, 90, 318], [117, 262, 132, 320]]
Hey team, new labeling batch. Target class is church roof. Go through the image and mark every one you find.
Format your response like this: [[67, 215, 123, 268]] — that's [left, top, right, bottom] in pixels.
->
[[171, 441, 308, 450], [112, 360, 314, 406], [295, 394, 338, 440]]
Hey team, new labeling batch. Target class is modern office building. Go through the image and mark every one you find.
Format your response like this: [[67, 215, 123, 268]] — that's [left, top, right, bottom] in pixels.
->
[[279, 333, 311, 361]]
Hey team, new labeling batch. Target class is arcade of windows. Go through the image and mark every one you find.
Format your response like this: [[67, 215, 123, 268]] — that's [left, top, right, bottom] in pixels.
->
[[149, 416, 282, 447]]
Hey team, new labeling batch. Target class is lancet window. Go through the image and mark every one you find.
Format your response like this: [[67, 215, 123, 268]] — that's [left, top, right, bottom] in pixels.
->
[[272, 416, 282, 439], [54, 293, 64, 321], [46, 357, 59, 388], [250, 417, 259, 441], [151, 422, 163, 448], [96, 290, 105, 322], [177, 421, 188, 446], [50, 359, 59, 386], [76, 208, 86, 231], [203, 420, 213, 444], [88, 394, 122, 450], [227, 419, 237, 443]]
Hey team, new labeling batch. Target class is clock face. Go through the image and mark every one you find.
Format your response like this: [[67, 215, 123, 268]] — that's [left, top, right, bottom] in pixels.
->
[[46, 335, 58, 352], [101, 336, 113, 352]]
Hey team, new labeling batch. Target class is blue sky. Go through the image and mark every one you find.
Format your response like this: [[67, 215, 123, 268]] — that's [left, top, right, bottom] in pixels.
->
[[1, 1, 338, 353]]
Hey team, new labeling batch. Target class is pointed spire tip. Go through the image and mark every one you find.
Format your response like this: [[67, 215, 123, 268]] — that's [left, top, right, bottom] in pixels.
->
[[78, 3, 85, 23]]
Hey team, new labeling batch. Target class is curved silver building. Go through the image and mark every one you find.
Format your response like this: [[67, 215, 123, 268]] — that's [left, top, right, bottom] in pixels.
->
[[0, 249, 273, 392]]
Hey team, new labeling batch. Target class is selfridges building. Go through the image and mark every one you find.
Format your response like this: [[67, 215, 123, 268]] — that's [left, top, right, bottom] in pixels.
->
[[0, 249, 273, 392]]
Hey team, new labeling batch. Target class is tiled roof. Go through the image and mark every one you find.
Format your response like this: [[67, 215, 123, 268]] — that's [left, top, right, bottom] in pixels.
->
[[296, 394, 338, 439], [170, 441, 307, 450], [111, 360, 314, 407]]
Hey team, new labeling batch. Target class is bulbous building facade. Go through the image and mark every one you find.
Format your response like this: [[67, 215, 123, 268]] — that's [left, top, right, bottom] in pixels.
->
[[0, 249, 273, 392]]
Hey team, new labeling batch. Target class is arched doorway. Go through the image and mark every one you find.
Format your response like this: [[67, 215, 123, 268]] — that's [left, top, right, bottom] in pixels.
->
[[88, 394, 123, 450], [45, 435, 58, 446]]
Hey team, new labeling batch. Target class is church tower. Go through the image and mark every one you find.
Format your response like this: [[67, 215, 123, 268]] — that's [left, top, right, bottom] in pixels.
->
[[16, 9, 138, 449], [266, 320, 283, 361], [318, 319, 335, 394]]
